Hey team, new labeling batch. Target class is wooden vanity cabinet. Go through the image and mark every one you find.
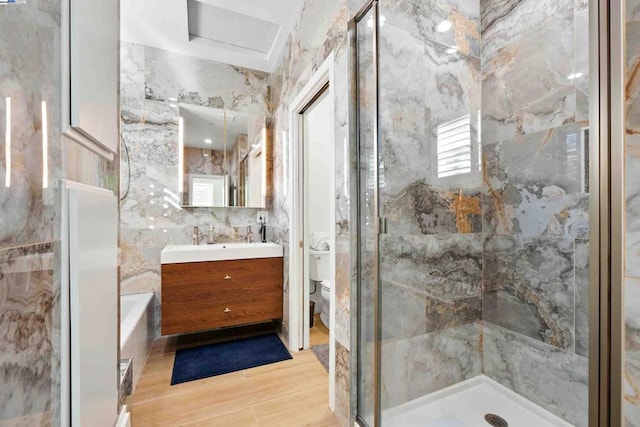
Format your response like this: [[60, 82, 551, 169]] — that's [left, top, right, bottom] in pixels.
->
[[161, 257, 283, 336]]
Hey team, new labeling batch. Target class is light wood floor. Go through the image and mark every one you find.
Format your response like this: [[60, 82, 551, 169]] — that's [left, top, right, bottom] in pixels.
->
[[310, 314, 330, 347], [129, 323, 339, 427]]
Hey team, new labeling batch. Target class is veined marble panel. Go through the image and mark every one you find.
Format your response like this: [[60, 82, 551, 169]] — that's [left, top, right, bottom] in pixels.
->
[[385, 181, 482, 235], [480, 0, 573, 58], [574, 2, 590, 124], [121, 42, 145, 96], [626, 277, 640, 426], [380, 234, 482, 340], [483, 322, 588, 427], [0, 243, 55, 425], [0, 2, 62, 249], [627, 127, 640, 280], [268, 1, 347, 112], [574, 239, 590, 358], [380, 234, 483, 301], [482, 124, 590, 239], [483, 234, 575, 350], [335, 235, 351, 349], [382, 0, 480, 57], [379, 23, 481, 196], [481, 10, 575, 143], [335, 341, 351, 427], [380, 322, 482, 410], [626, 4, 640, 137], [143, 45, 268, 114], [626, 3, 640, 423]]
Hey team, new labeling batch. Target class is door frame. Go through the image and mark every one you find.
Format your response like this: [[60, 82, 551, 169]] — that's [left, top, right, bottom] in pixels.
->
[[288, 52, 337, 410]]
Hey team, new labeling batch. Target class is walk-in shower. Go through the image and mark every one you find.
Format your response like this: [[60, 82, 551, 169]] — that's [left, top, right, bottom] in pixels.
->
[[352, 0, 605, 425]]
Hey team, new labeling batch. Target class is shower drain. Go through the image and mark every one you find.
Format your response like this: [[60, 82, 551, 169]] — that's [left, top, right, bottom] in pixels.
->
[[484, 413, 508, 427]]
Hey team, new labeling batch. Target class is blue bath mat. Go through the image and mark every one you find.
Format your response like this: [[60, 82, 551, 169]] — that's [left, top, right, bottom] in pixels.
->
[[171, 333, 292, 385]]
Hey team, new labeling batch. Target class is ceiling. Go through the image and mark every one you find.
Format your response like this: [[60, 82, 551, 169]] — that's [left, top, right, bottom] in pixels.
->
[[121, 0, 304, 72], [180, 104, 249, 150]]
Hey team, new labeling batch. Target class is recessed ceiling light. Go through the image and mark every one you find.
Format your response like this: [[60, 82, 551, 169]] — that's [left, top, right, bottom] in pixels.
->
[[437, 20, 452, 32], [446, 47, 458, 54], [204, 138, 212, 144]]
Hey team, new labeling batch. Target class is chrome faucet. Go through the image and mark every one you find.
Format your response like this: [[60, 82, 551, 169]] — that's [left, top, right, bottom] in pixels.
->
[[246, 225, 253, 243], [193, 226, 201, 245]]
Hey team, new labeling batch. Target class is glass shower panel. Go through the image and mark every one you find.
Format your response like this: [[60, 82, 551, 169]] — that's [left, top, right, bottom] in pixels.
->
[[625, 0, 640, 424], [355, 4, 378, 426], [376, 0, 484, 417], [478, 0, 591, 424], [370, 0, 593, 425]]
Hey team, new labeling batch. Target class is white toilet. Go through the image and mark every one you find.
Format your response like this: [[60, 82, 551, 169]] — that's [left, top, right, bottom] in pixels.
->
[[309, 248, 331, 329]]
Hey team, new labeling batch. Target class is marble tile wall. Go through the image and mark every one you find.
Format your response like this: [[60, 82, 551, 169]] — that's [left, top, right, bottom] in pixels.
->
[[350, 0, 591, 423], [376, 0, 484, 412], [0, 1, 118, 424], [267, 0, 351, 425], [119, 42, 270, 336], [482, 322, 589, 426], [0, 2, 60, 425], [0, 244, 56, 426], [626, 0, 640, 424], [479, 0, 590, 423]]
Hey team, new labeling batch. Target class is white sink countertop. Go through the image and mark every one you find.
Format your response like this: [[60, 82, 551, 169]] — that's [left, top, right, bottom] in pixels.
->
[[161, 242, 284, 264]]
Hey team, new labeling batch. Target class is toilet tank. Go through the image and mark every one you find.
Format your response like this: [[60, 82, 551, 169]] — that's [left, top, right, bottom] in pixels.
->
[[309, 249, 331, 281]]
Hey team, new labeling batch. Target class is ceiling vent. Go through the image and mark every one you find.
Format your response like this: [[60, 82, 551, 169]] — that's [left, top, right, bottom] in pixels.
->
[[187, 0, 280, 55]]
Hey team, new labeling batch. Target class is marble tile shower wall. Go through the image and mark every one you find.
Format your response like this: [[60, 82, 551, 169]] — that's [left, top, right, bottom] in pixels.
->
[[366, 0, 590, 424], [0, 2, 62, 425], [480, 0, 589, 425], [0, 1, 118, 425], [119, 42, 270, 334], [625, 0, 640, 424], [377, 0, 484, 411], [268, 0, 351, 424]]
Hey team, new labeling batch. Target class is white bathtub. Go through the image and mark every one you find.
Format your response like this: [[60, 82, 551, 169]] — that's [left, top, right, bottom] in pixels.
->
[[120, 292, 155, 394]]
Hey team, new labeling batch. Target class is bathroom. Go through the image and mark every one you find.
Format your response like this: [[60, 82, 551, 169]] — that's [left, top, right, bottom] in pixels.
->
[[1, 0, 640, 426]]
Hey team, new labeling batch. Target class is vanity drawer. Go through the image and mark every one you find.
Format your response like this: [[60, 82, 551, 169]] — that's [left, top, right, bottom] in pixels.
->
[[163, 257, 282, 286], [161, 257, 283, 335]]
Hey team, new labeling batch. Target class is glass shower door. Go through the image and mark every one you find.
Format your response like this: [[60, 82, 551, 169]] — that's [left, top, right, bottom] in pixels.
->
[[354, 2, 379, 426], [355, 0, 597, 425], [376, 0, 484, 419]]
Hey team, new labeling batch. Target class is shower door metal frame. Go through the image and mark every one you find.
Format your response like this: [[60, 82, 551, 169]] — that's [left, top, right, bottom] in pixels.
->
[[593, 0, 625, 425], [351, 1, 382, 426]]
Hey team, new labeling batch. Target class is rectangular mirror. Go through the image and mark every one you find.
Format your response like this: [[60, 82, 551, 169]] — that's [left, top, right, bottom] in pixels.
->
[[179, 104, 267, 208]]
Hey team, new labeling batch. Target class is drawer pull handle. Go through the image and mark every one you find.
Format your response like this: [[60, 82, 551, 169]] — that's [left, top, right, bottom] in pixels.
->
[[224, 275, 232, 280], [224, 308, 231, 313]]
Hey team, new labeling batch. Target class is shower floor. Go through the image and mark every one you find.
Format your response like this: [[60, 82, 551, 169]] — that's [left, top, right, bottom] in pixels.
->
[[382, 375, 573, 427]]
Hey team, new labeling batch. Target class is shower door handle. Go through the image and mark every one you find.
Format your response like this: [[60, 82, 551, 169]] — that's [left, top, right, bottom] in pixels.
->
[[377, 217, 387, 234]]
